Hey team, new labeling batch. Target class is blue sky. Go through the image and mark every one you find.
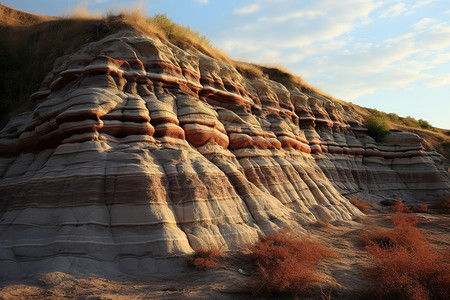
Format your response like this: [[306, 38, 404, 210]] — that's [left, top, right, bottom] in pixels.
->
[[4, 0, 450, 129]]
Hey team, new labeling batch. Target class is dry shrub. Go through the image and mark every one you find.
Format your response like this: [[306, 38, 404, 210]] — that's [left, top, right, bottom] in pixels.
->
[[350, 195, 371, 212], [248, 229, 337, 297], [411, 204, 429, 213], [363, 212, 450, 299], [360, 225, 394, 249], [389, 214, 429, 251], [391, 199, 429, 214], [188, 247, 223, 270], [391, 212, 418, 227], [234, 61, 265, 78], [64, 2, 101, 19], [390, 198, 412, 213]]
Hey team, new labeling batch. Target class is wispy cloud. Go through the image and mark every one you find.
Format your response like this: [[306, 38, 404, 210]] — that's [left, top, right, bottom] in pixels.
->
[[234, 3, 260, 14], [427, 74, 450, 88], [383, 33, 415, 44], [194, 0, 209, 5], [413, 18, 435, 31], [417, 25, 450, 50], [412, 0, 435, 9], [380, 3, 408, 18], [260, 10, 325, 23], [429, 53, 450, 65]]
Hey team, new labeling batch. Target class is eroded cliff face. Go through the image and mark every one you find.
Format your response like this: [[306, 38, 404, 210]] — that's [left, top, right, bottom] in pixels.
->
[[0, 31, 449, 278]]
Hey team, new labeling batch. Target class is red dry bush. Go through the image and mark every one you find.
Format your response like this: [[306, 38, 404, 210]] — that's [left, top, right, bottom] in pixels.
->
[[350, 195, 371, 212], [360, 225, 394, 249], [188, 247, 223, 269], [411, 204, 429, 213], [363, 212, 450, 300], [248, 229, 337, 297], [391, 212, 418, 226], [390, 198, 412, 213]]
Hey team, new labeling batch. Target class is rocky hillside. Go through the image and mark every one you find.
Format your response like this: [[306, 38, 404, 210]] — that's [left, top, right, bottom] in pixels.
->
[[0, 5, 449, 279]]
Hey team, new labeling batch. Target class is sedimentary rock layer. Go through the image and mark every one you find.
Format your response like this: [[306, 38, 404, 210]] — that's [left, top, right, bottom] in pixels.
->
[[0, 30, 448, 277]]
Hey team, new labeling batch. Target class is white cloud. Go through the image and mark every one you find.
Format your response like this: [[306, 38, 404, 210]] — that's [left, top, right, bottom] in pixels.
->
[[304, 40, 418, 74], [413, 18, 435, 31], [285, 40, 348, 63], [263, 10, 325, 23], [256, 49, 282, 62], [430, 53, 450, 65], [417, 26, 450, 50], [234, 3, 260, 14], [380, 3, 408, 18], [412, 0, 434, 9], [383, 33, 415, 44], [427, 74, 450, 88], [312, 68, 431, 100], [194, 0, 209, 5]]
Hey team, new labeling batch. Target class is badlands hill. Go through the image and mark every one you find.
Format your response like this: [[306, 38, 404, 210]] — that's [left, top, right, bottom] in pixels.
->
[[0, 4, 449, 279]]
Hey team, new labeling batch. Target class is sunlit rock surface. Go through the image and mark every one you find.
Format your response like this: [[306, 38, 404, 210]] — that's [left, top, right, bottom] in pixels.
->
[[0, 31, 448, 278]]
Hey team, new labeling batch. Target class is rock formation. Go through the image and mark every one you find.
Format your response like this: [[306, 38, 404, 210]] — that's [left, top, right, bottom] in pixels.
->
[[0, 30, 449, 278]]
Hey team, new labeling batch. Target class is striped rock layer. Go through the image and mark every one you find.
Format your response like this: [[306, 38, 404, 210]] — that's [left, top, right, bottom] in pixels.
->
[[0, 31, 449, 277]]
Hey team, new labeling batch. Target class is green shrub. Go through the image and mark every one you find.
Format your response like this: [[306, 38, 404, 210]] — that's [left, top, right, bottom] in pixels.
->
[[400, 116, 420, 128], [367, 108, 386, 119], [418, 119, 433, 130], [365, 117, 390, 142], [387, 113, 401, 124]]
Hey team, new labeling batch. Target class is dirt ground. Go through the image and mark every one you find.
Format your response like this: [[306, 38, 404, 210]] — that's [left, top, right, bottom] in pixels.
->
[[0, 209, 448, 300]]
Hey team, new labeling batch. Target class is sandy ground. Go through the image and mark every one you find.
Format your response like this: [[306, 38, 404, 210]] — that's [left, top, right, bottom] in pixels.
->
[[0, 210, 448, 300]]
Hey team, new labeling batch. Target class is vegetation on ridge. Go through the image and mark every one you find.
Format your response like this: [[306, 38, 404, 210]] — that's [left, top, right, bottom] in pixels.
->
[[366, 107, 439, 132]]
